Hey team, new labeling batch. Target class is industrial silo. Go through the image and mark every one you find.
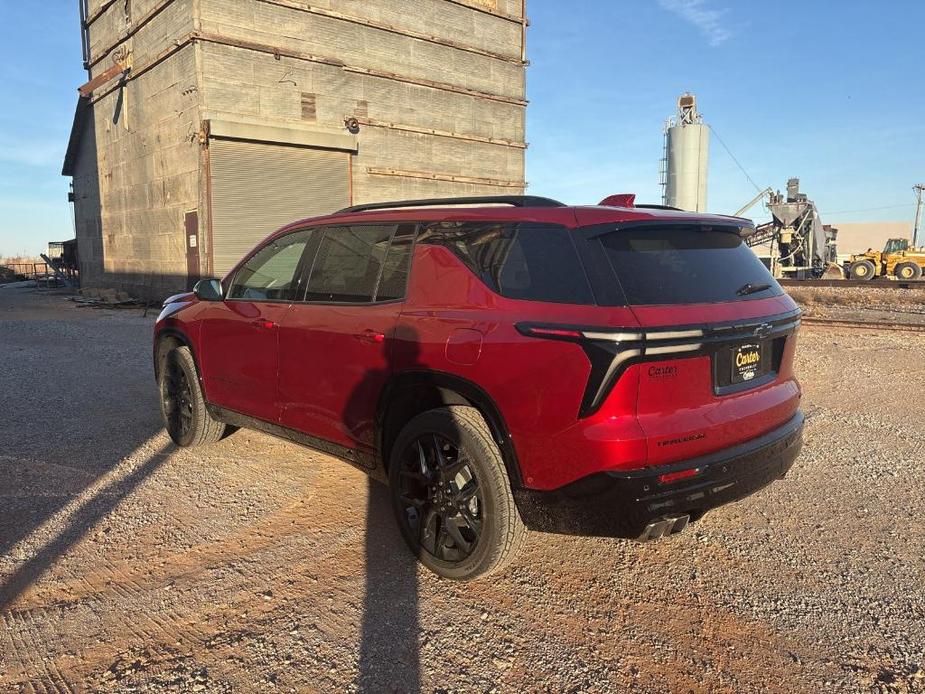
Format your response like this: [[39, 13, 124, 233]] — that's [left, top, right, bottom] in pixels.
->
[[662, 93, 709, 212]]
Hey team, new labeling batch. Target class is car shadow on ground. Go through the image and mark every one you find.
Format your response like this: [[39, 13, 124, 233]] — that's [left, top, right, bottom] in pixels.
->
[[358, 479, 421, 692]]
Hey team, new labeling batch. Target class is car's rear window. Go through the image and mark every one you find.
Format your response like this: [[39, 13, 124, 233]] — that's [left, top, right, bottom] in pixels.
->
[[597, 224, 783, 305]]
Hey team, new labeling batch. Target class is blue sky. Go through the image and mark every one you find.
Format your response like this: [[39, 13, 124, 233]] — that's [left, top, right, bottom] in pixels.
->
[[0, 0, 922, 255]]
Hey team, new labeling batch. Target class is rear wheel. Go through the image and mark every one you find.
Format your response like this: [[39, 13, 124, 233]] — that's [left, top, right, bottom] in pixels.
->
[[848, 260, 876, 280], [388, 406, 526, 580], [158, 345, 227, 447], [894, 262, 922, 280]]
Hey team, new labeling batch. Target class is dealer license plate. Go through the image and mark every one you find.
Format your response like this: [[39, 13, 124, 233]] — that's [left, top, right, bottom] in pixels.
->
[[731, 343, 764, 384]]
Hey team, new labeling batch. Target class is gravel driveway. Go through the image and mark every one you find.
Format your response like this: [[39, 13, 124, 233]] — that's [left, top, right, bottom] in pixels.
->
[[0, 286, 922, 693]]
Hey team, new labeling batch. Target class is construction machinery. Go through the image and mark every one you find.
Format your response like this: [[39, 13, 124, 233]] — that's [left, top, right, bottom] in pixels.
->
[[745, 178, 838, 279], [846, 238, 925, 280]]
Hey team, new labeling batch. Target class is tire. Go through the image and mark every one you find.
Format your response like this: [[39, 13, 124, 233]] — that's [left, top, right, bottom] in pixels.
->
[[894, 262, 922, 280], [158, 345, 227, 447], [388, 406, 526, 580], [848, 260, 876, 280]]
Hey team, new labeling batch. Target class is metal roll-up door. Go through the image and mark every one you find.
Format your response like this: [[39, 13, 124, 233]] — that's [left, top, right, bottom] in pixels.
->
[[209, 139, 351, 275]]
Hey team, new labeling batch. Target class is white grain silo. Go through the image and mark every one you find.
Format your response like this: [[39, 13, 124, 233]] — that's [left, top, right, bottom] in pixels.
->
[[662, 93, 709, 212]]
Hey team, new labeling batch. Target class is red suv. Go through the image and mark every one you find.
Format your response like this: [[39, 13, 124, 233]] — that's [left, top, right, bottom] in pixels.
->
[[154, 195, 803, 580]]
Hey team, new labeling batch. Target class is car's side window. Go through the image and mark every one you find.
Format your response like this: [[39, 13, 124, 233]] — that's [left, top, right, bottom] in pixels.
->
[[228, 229, 311, 301], [304, 224, 403, 303], [374, 224, 416, 302], [421, 222, 594, 305]]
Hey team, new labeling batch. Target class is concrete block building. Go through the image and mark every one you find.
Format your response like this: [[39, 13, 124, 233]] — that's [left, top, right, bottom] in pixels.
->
[[63, 0, 528, 297]]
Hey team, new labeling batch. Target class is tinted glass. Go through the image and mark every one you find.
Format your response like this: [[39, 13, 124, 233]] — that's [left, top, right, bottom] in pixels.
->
[[228, 230, 310, 301], [305, 225, 396, 303], [375, 227, 415, 301], [598, 225, 783, 305], [422, 222, 594, 305]]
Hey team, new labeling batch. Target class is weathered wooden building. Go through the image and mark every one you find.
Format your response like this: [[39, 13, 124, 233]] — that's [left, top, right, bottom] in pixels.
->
[[63, 0, 528, 296]]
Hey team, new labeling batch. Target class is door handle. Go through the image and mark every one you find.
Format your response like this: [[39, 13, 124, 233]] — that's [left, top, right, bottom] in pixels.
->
[[251, 319, 278, 330], [356, 329, 385, 344]]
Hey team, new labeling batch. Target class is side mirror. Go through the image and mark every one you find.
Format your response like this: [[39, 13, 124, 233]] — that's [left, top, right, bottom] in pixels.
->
[[193, 278, 224, 302]]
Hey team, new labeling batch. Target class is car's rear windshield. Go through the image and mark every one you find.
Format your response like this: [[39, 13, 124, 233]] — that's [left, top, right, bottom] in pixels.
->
[[596, 224, 783, 305]]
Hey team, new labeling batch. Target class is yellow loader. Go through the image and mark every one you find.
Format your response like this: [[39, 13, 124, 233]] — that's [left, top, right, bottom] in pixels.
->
[[846, 238, 925, 281]]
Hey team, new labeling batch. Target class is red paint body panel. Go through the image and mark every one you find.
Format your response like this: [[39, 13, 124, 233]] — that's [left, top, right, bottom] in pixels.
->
[[276, 302, 403, 449], [198, 300, 289, 422], [635, 353, 800, 465]]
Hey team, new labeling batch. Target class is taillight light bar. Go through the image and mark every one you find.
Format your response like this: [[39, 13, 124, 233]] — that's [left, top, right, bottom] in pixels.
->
[[517, 324, 645, 342]]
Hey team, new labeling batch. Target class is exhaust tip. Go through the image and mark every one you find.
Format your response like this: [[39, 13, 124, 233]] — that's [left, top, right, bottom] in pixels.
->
[[638, 514, 690, 541]]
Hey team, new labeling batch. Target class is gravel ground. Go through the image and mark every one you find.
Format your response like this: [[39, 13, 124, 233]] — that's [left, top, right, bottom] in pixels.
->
[[787, 285, 925, 325], [0, 286, 923, 693]]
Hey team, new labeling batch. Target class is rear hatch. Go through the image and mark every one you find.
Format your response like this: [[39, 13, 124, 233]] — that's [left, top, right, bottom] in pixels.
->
[[592, 222, 802, 465]]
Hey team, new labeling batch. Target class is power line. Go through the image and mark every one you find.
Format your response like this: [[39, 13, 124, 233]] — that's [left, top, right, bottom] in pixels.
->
[[707, 124, 762, 193]]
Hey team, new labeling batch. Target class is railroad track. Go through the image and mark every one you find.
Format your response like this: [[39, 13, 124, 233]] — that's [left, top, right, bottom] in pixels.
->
[[780, 279, 925, 289], [800, 317, 925, 332]]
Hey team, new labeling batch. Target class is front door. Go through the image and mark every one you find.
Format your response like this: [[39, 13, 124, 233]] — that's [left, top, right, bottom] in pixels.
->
[[277, 224, 415, 451], [199, 228, 312, 422]]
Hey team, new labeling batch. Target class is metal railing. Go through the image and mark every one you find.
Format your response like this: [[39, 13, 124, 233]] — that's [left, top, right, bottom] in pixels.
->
[[2, 262, 49, 280]]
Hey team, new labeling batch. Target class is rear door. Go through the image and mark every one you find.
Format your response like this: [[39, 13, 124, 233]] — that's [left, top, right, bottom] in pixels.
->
[[199, 229, 312, 422], [276, 224, 415, 450], [592, 223, 802, 464]]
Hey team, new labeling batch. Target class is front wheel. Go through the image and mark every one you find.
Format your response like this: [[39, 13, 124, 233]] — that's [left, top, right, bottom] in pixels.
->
[[388, 406, 526, 580], [158, 345, 228, 447], [848, 260, 876, 280]]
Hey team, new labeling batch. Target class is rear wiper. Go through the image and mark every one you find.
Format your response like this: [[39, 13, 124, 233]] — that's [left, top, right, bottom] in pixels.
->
[[736, 282, 772, 296]]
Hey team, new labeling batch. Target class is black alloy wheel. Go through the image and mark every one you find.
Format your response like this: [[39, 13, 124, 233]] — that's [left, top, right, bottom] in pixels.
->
[[162, 357, 194, 441], [157, 345, 228, 447], [396, 433, 483, 563], [388, 406, 527, 580]]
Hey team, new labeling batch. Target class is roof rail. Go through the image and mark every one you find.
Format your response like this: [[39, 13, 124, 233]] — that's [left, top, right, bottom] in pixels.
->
[[337, 195, 566, 214], [635, 203, 684, 212]]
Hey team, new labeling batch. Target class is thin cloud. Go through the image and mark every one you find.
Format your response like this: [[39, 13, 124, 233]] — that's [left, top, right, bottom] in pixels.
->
[[658, 0, 733, 46]]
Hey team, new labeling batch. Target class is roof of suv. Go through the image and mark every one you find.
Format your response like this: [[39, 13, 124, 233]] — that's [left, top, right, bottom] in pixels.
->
[[271, 195, 755, 241]]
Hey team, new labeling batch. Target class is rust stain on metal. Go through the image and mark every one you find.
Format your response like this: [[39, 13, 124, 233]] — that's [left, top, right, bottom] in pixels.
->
[[78, 62, 128, 97]]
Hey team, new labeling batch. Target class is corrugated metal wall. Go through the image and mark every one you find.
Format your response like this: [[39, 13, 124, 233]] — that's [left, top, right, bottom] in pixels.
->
[[209, 138, 350, 275]]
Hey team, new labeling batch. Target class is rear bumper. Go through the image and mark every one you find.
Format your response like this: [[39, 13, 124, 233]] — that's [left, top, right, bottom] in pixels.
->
[[513, 411, 803, 539]]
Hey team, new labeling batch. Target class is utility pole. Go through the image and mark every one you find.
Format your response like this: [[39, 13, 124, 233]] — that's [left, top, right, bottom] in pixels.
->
[[914, 184, 925, 248]]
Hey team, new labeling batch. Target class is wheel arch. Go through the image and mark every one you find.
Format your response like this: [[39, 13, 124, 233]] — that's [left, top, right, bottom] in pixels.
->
[[376, 370, 523, 488], [154, 327, 202, 383]]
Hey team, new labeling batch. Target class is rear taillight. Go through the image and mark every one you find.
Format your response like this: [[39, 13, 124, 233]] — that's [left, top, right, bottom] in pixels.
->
[[516, 322, 700, 417], [516, 323, 644, 343]]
